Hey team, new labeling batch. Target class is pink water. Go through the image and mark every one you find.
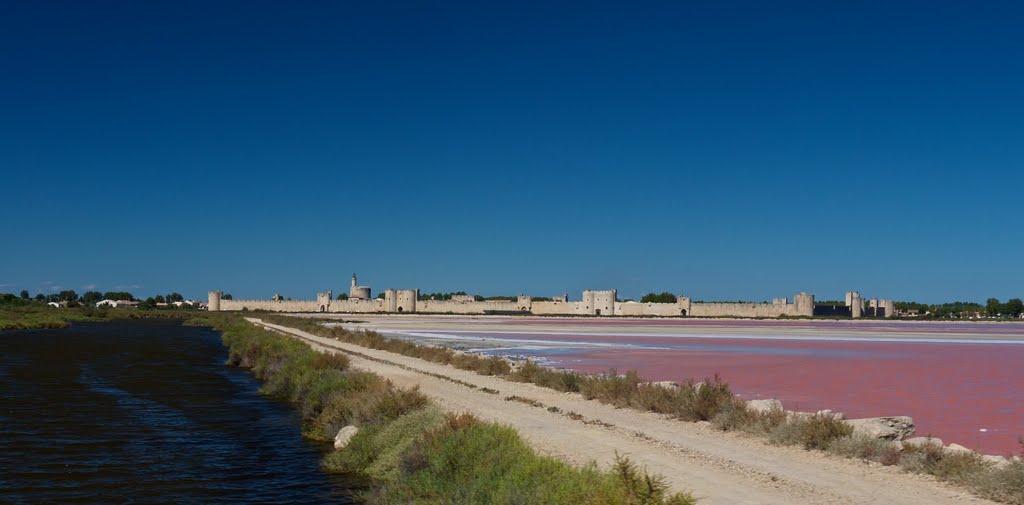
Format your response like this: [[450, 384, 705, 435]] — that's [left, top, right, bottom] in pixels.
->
[[438, 319, 1024, 455]]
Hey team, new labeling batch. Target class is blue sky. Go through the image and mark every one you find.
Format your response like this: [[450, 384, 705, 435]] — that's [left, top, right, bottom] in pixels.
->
[[2, 1, 1022, 303]]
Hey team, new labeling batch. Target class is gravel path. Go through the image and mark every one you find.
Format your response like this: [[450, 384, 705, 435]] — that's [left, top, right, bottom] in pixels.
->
[[250, 318, 995, 505]]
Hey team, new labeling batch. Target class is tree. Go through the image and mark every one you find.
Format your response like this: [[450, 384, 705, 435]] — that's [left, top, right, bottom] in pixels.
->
[[82, 291, 103, 305], [336, 293, 349, 300], [34, 293, 45, 302], [20, 290, 29, 300], [154, 295, 166, 304], [1006, 298, 1024, 318], [640, 292, 678, 304], [167, 293, 183, 302], [222, 293, 233, 300], [58, 290, 78, 302], [986, 298, 1002, 317], [140, 297, 157, 310]]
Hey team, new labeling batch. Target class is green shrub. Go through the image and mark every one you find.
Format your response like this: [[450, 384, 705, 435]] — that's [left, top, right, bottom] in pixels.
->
[[323, 406, 447, 481], [676, 376, 733, 422], [769, 414, 853, 450], [509, 361, 584, 392], [368, 414, 696, 505], [827, 435, 902, 466], [711, 399, 786, 435], [971, 460, 1024, 505]]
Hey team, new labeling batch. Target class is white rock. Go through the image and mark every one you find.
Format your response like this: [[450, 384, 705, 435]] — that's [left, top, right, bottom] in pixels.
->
[[814, 409, 845, 420], [651, 381, 680, 390], [847, 416, 915, 441], [903, 436, 943, 448], [786, 410, 814, 420], [748, 399, 784, 413], [945, 443, 974, 455], [333, 425, 359, 449], [981, 455, 1010, 468]]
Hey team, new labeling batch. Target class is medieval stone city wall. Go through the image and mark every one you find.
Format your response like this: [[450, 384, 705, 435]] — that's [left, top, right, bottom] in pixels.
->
[[418, 299, 523, 314], [218, 299, 320, 312], [531, 301, 582, 315], [329, 298, 385, 313], [208, 288, 837, 318], [687, 302, 801, 318], [616, 302, 684, 317]]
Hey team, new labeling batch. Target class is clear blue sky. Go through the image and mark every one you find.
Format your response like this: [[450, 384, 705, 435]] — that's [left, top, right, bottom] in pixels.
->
[[2, 1, 1022, 303]]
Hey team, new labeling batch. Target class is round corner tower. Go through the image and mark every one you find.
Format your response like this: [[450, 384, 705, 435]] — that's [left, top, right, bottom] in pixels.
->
[[208, 290, 222, 312]]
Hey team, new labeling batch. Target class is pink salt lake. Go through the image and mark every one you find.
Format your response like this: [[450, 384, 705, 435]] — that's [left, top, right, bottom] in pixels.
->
[[375, 317, 1024, 456]]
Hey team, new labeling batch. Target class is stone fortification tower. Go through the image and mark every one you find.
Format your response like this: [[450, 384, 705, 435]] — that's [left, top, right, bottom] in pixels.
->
[[316, 291, 333, 312], [581, 289, 616, 316], [678, 296, 693, 316], [883, 299, 895, 318], [383, 289, 418, 312], [847, 291, 863, 318], [794, 292, 815, 317], [516, 294, 532, 312], [350, 274, 371, 300], [208, 290, 222, 312]]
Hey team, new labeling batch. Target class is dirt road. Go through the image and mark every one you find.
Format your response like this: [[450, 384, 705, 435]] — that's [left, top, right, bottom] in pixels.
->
[[250, 318, 992, 505]]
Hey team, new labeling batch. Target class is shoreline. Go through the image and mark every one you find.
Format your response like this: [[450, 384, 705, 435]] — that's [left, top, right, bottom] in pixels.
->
[[256, 315, 1022, 505], [195, 313, 695, 504], [329, 314, 1023, 456]]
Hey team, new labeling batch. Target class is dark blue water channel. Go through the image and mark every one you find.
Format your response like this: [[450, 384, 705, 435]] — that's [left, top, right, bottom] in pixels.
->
[[0, 319, 358, 504]]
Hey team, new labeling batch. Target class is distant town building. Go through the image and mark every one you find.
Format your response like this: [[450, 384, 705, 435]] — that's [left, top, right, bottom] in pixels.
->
[[96, 299, 139, 308]]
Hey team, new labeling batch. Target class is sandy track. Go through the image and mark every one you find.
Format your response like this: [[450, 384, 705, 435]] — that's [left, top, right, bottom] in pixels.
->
[[249, 318, 992, 505]]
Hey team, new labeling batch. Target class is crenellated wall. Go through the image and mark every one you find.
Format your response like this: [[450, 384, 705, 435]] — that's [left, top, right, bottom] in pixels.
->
[[418, 299, 522, 314], [688, 302, 802, 318], [219, 299, 320, 312], [208, 284, 826, 318], [329, 298, 385, 313]]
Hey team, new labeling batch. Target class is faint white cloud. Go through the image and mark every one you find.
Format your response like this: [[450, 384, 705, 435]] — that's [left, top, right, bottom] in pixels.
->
[[36, 281, 64, 293], [113, 284, 141, 290], [82, 284, 97, 290]]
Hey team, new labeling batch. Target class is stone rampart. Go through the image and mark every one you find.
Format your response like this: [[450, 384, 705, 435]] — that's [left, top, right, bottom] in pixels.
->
[[418, 299, 523, 314], [688, 302, 801, 318], [329, 298, 385, 313], [208, 284, 827, 319], [219, 299, 320, 312]]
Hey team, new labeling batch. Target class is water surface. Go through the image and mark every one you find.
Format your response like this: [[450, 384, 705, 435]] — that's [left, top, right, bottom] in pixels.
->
[[0, 319, 356, 504], [362, 316, 1024, 456]]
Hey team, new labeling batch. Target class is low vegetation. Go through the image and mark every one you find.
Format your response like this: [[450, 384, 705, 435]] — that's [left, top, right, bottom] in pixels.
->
[[198, 313, 695, 504], [257, 314, 1024, 505], [0, 303, 194, 331], [714, 401, 1024, 504], [824, 435, 1024, 505], [640, 292, 678, 304]]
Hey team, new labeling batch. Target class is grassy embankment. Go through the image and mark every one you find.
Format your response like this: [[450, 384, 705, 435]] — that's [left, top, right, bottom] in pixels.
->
[[262, 314, 1024, 505], [0, 304, 197, 331], [192, 313, 696, 505]]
